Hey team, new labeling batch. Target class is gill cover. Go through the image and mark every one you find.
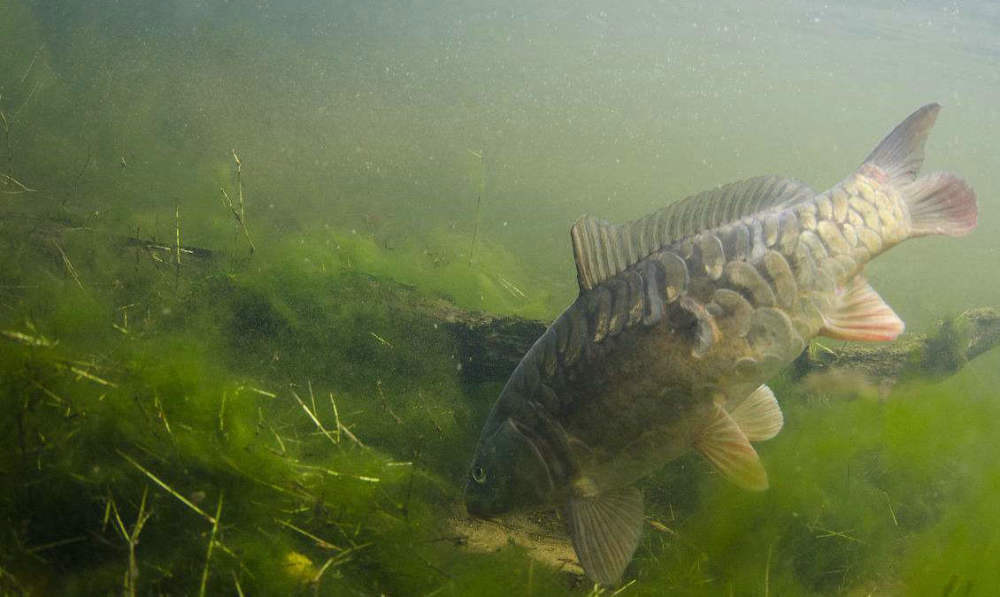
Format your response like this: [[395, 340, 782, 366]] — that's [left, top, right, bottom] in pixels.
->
[[464, 418, 554, 517]]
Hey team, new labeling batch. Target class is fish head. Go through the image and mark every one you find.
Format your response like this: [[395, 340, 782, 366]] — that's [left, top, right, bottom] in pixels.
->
[[464, 417, 554, 518]]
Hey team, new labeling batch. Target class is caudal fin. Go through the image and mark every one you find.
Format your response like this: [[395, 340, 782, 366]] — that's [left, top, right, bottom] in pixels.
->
[[860, 103, 978, 237], [904, 172, 978, 237]]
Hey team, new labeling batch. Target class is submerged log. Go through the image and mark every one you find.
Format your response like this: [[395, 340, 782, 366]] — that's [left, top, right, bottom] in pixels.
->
[[441, 305, 1000, 386], [444, 312, 547, 384], [792, 307, 1000, 384]]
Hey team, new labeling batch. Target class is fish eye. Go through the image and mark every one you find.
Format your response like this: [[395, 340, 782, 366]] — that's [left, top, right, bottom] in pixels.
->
[[472, 466, 487, 484]]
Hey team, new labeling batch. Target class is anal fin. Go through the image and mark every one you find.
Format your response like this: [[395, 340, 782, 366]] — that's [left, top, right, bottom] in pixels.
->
[[820, 275, 904, 342], [694, 404, 769, 491], [730, 385, 783, 442], [567, 485, 644, 586]]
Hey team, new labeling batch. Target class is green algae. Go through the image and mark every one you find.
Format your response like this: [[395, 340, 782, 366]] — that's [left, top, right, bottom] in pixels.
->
[[0, 185, 552, 594]]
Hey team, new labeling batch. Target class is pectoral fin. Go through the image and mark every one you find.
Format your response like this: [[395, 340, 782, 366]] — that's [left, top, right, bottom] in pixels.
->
[[694, 404, 769, 490], [730, 385, 783, 442], [567, 485, 644, 586]]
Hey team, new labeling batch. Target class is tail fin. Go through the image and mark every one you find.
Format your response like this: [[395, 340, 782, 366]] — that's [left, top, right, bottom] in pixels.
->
[[904, 172, 977, 237], [862, 103, 978, 237], [861, 103, 940, 186]]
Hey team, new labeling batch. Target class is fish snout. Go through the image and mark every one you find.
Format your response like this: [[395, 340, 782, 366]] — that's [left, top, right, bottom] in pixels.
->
[[464, 480, 502, 518]]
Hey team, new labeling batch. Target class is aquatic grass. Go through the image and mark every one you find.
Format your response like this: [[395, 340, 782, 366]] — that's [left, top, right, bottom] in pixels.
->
[[885, 353, 1000, 595], [219, 149, 256, 256], [0, 209, 507, 594], [265, 224, 557, 320], [898, 474, 1000, 596], [0, 329, 466, 594]]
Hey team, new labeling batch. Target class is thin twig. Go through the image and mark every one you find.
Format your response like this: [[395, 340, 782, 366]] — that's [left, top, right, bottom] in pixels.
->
[[110, 486, 152, 597], [20, 46, 42, 85], [882, 490, 898, 526], [369, 331, 393, 348], [310, 543, 372, 595], [117, 450, 216, 524], [198, 493, 224, 597], [11, 79, 40, 121], [764, 542, 772, 597], [218, 391, 227, 435], [222, 455, 309, 499], [1, 328, 56, 347], [68, 364, 117, 387], [31, 380, 67, 408], [246, 385, 276, 398], [218, 149, 256, 254], [376, 380, 402, 424], [174, 202, 181, 268], [1, 172, 36, 194], [233, 150, 248, 243], [294, 462, 380, 483], [328, 393, 342, 445], [330, 392, 365, 448], [291, 389, 339, 447], [468, 148, 484, 265], [153, 394, 173, 436], [231, 571, 245, 597], [312, 556, 339, 596], [25, 535, 87, 554], [52, 242, 83, 289], [275, 519, 342, 551], [0, 563, 28, 593], [810, 524, 864, 544]]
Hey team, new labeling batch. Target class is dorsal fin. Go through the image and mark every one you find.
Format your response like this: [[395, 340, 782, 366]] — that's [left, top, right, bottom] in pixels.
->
[[571, 176, 814, 291], [860, 103, 939, 186]]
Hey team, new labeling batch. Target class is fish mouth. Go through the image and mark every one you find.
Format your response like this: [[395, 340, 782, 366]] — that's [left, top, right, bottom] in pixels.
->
[[463, 477, 508, 519], [464, 494, 500, 519]]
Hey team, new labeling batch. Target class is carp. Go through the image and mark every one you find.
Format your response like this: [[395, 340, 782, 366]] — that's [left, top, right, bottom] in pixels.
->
[[464, 104, 977, 585]]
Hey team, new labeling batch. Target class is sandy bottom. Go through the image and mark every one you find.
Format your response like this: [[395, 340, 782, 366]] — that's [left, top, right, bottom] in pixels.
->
[[445, 507, 585, 578]]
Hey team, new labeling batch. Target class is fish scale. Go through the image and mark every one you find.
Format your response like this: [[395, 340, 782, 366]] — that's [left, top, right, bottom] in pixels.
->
[[465, 103, 978, 587]]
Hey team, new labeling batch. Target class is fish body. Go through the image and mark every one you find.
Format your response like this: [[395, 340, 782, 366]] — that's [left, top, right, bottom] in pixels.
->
[[464, 104, 977, 585]]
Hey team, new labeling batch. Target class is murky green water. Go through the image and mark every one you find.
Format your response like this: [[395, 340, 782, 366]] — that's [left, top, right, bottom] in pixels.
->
[[2, 1, 998, 595]]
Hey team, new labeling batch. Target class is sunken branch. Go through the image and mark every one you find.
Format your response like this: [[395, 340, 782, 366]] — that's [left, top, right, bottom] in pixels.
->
[[440, 305, 1000, 387]]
